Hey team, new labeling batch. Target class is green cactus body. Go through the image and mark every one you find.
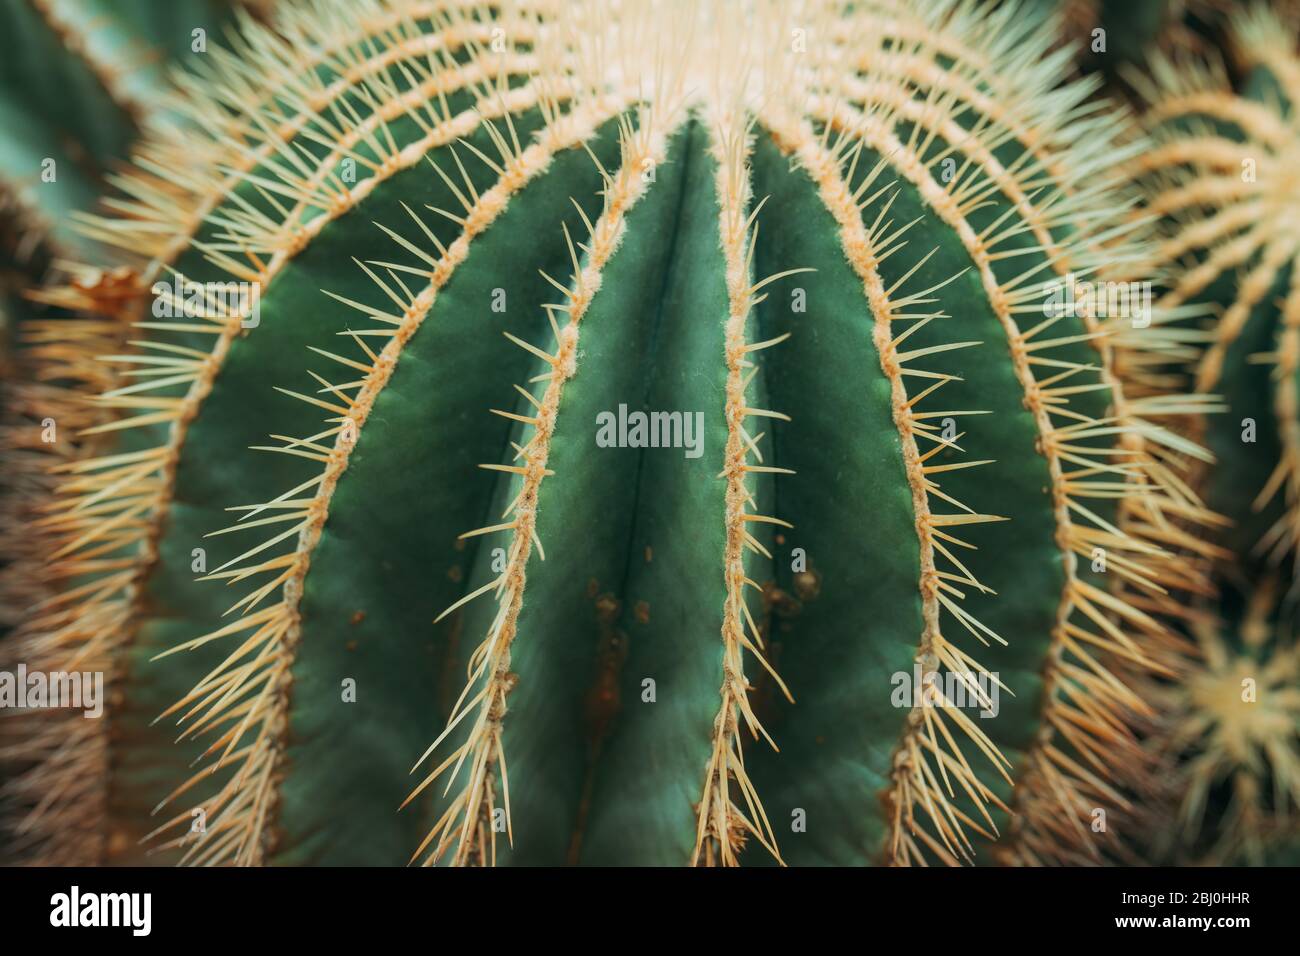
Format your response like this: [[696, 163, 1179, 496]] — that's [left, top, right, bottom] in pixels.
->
[[0, 0, 139, 491], [0, 1, 135, 254], [0, 0, 259, 256], [2, 0, 1202, 867], [32, 0, 271, 118], [0, 0, 271, 614]]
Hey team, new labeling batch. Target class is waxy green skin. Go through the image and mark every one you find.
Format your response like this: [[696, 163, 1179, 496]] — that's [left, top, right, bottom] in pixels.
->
[[0, 0, 254, 369], [747, 133, 1077, 866], [102, 100, 1104, 866], [0, 0, 257, 524], [0, 0, 250, 254], [0, 0, 135, 409], [0, 1, 135, 252]]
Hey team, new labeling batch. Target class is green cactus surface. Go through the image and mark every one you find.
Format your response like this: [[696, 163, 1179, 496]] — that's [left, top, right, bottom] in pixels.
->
[[0, 0, 262, 259], [0, 0, 1216, 868]]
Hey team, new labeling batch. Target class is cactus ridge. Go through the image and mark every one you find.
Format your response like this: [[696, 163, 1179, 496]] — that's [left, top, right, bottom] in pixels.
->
[[23, 0, 155, 125], [763, 111, 1015, 867], [788, 62, 1220, 862], [1, 0, 1222, 867], [0, 1, 136, 252], [182, 102, 640, 867], [0, 0, 232, 864], [28, 1, 271, 121], [3, 0, 557, 864]]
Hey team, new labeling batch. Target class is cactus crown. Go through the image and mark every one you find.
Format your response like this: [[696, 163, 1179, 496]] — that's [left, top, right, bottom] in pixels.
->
[[2, 0, 1213, 867], [1174, 574, 1300, 863]]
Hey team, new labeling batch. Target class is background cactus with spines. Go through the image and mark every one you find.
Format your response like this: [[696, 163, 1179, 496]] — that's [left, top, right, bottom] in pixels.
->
[[1116, 3, 1300, 865], [0, 0, 270, 292], [1156, 573, 1300, 864], [0, 0, 274, 624], [0, 0, 272, 863], [1126, 7, 1300, 560], [0, 0, 1215, 867], [0, 0, 164, 616]]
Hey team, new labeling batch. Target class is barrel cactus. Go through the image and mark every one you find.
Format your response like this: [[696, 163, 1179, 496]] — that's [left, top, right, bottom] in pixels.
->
[[1121, 3, 1300, 864], [1, 0, 1211, 867], [1, 0, 174, 624], [0, 0, 271, 630]]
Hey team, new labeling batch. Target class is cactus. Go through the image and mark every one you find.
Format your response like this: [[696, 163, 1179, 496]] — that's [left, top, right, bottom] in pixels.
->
[[1150, 574, 1300, 864], [0, 0, 266, 269], [1129, 5, 1300, 562], [1022, 1, 1189, 74], [0, 0, 1215, 867], [1120, 4, 1300, 864], [0, 0, 273, 624], [0, 0, 143, 513], [0, 3, 273, 858]]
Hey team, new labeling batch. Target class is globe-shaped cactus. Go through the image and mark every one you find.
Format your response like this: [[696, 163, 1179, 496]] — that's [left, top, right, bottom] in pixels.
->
[[0, 0, 1211, 867], [1121, 3, 1300, 865]]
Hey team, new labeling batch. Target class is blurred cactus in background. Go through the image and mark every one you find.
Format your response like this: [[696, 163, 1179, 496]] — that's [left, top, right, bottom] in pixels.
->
[[1117, 2, 1300, 865]]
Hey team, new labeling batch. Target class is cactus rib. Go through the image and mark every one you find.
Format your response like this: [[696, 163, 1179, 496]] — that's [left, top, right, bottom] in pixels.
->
[[798, 97, 1195, 863], [694, 115, 795, 868], [769, 111, 1012, 864]]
